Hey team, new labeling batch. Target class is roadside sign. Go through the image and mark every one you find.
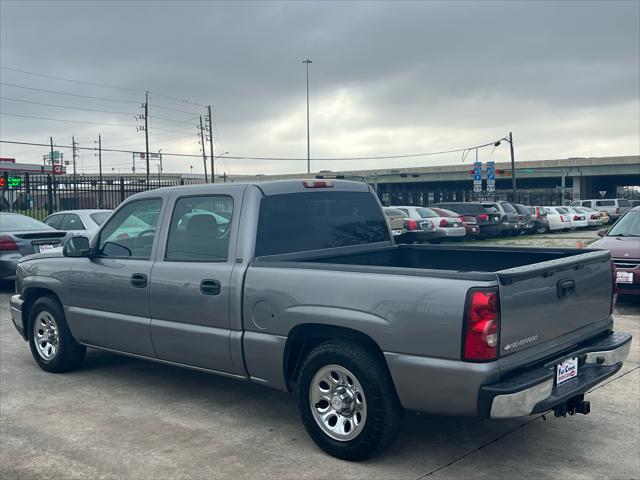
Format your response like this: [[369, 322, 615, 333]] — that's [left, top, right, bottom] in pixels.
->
[[599, 190, 607, 198], [473, 161, 482, 192], [486, 161, 495, 194]]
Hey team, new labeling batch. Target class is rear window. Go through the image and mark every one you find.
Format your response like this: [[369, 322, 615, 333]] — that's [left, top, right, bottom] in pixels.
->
[[416, 207, 437, 218], [500, 202, 517, 213], [618, 199, 631, 207], [255, 191, 390, 256], [514, 204, 529, 214], [556, 207, 569, 214], [596, 200, 615, 206], [435, 203, 485, 215], [0, 214, 52, 232]]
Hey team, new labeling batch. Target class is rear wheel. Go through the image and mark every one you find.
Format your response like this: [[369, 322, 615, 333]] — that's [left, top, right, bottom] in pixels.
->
[[297, 341, 403, 460], [27, 296, 85, 373]]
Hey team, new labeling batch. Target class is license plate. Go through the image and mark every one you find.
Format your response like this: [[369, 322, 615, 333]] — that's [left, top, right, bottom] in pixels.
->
[[556, 357, 579, 385], [616, 271, 634, 284], [452, 223, 459, 228], [392, 229, 403, 236], [37, 244, 56, 253]]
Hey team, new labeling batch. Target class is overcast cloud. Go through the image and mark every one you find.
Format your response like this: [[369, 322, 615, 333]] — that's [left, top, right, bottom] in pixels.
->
[[0, 0, 638, 175]]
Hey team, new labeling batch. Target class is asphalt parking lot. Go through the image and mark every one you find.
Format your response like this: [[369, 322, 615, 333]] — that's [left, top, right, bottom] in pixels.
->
[[1, 231, 638, 479]]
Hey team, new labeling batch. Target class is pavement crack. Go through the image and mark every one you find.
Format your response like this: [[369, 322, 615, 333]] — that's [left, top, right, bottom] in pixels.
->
[[414, 415, 544, 479], [415, 365, 640, 479]]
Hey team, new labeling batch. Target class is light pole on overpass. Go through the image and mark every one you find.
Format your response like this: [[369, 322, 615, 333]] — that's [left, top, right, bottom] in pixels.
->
[[494, 132, 517, 201], [303, 59, 312, 174]]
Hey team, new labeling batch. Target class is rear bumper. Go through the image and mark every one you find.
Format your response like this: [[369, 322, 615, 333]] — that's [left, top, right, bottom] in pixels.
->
[[479, 224, 503, 236], [478, 331, 632, 418], [10, 294, 26, 340], [434, 227, 466, 238], [398, 230, 436, 243]]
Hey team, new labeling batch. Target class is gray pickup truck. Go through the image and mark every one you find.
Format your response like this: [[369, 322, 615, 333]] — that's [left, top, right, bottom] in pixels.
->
[[9, 180, 632, 460]]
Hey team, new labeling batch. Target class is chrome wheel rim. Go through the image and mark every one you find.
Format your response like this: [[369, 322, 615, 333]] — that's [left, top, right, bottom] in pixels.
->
[[309, 364, 367, 442], [34, 311, 59, 361]]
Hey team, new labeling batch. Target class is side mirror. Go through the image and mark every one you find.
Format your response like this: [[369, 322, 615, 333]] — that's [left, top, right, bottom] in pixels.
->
[[597, 229, 607, 238], [63, 236, 91, 257]]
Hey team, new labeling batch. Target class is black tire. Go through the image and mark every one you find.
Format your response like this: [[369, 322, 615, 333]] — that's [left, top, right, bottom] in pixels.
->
[[27, 296, 85, 373], [297, 340, 403, 461]]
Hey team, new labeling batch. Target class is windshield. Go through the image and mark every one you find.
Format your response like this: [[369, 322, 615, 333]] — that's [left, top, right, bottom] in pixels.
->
[[0, 214, 52, 232], [416, 207, 437, 218], [607, 211, 640, 237], [90, 212, 112, 225]]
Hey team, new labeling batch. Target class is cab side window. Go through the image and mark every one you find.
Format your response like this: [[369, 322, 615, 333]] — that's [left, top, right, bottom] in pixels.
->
[[165, 195, 233, 262], [98, 199, 162, 259]]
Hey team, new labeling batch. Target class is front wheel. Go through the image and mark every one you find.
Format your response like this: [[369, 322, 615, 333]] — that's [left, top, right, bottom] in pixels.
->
[[297, 341, 403, 460], [27, 296, 86, 373]]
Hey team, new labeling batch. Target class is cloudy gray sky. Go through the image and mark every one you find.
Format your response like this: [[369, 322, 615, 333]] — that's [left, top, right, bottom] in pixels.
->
[[1, 0, 638, 176]]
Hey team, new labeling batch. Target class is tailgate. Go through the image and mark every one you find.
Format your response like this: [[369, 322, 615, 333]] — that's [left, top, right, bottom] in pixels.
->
[[497, 250, 613, 357]]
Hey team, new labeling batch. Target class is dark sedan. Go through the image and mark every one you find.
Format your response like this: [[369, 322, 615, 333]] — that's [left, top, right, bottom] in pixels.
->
[[433, 202, 503, 238], [590, 207, 640, 296], [0, 213, 68, 281]]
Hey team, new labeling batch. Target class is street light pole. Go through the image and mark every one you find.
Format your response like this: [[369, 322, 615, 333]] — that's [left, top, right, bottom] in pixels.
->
[[303, 59, 312, 174], [508, 131, 517, 201]]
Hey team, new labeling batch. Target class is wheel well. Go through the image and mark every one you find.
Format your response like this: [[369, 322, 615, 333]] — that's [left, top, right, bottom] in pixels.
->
[[283, 324, 386, 391], [21, 288, 61, 332]]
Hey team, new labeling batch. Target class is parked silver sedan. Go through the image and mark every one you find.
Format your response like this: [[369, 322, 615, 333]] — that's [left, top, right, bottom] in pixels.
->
[[43, 209, 112, 237], [394, 206, 466, 242], [0, 213, 68, 280]]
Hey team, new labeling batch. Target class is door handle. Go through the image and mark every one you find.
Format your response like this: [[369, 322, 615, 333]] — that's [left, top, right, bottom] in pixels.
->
[[200, 279, 221, 295], [130, 273, 148, 288]]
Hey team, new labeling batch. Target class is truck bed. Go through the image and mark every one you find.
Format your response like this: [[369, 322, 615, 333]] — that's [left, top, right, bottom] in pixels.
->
[[293, 244, 595, 273], [252, 244, 613, 361]]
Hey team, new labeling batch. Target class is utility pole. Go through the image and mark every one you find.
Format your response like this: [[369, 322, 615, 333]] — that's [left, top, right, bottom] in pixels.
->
[[97, 134, 103, 208], [72, 136, 78, 207], [144, 91, 150, 186], [509, 131, 516, 201], [303, 59, 312, 173], [199, 115, 208, 182], [207, 105, 215, 183]]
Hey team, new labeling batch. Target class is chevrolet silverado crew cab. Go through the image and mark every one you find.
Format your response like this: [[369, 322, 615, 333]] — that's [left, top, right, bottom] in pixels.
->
[[10, 180, 632, 460]]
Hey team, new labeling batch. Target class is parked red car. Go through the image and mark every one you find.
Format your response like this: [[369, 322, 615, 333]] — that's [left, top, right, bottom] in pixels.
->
[[429, 207, 480, 238], [590, 207, 640, 296]]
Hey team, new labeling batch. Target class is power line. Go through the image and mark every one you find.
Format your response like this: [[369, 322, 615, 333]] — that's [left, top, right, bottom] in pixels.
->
[[148, 102, 202, 115], [1, 112, 138, 127], [0, 96, 136, 116], [1, 138, 504, 162], [0, 66, 143, 92], [0, 82, 139, 104], [149, 114, 199, 125], [0, 66, 204, 108]]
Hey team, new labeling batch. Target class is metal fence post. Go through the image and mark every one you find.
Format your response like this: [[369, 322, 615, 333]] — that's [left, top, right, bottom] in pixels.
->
[[120, 177, 125, 203], [46, 175, 54, 215]]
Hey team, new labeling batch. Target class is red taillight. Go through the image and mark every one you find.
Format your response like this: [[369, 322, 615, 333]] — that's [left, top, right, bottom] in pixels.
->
[[439, 219, 449, 227], [611, 261, 618, 314], [0, 235, 19, 251], [478, 214, 489, 221], [406, 219, 418, 230], [573, 215, 580, 221], [616, 208, 620, 214], [591, 215, 598, 220], [302, 180, 333, 188], [463, 288, 500, 361]]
